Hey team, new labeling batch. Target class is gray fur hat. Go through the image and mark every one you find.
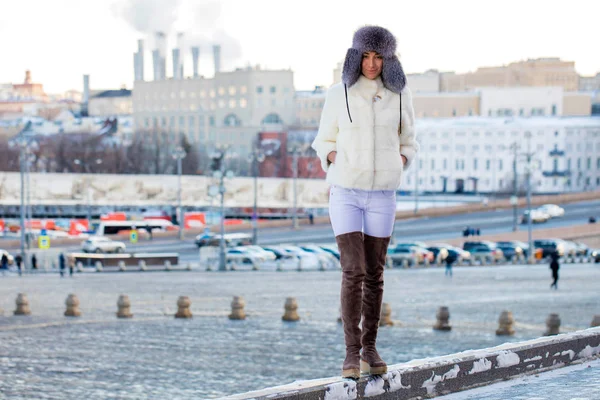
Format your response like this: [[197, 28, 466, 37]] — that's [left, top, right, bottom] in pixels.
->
[[342, 25, 407, 94]]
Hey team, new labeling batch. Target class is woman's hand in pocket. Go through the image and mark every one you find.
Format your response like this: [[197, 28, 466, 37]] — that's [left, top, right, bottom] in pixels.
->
[[327, 151, 337, 164]]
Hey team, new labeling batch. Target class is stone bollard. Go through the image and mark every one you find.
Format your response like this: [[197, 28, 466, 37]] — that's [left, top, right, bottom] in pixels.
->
[[252, 260, 260, 271], [14, 293, 31, 316], [433, 306, 451, 331], [590, 315, 600, 328], [186, 263, 192, 271], [297, 257, 303, 272], [139, 260, 147, 271], [64, 294, 82, 317], [282, 297, 300, 322], [276, 259, 283, 272], [424, 258, 430, 268], [118, 261, 127, 272], [379, 303, 394, 327], [76, 261, 84, 272], [229, 296, 246, 320], [95, 261, 103, 272], [385, 256, 393, 269], [175, 296, 192, 319], [319, 259, 326, 271], [544, 313, 561, 336], [402, 259, 409, 269], [496, 310, 515, 336], [164, 260, 172, 271], [116, 295, 133, 318], [511, 255, 518, 265]]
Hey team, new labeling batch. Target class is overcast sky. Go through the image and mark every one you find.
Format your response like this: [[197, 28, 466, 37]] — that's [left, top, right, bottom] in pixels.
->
[[0, 0, 598, 94]]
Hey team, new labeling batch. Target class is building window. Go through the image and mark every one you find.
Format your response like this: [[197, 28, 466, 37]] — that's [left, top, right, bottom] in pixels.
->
[[587, 157, 591, 169], [455, 160, 460, 170], [209, 89, 216, 98], [270, 86, 276, 93], [473, 158, 478, 170], [240, 98, 247, 108], [145, 118, 150, 128], [486, 159, 491, 171], [577, 158, 581, 169], [218, 87, 225, 96], [597, 157, 600, 169], [218, 99, 225, 108], [499, 160, 503, 171], [553, 159, 558, 171], [179, 116, 185, 126], [443, 159, 447, 169], [419, 159, 423, 169], [209, 116, 215, 127], [224, 114, 241, 127], [431, 159, 435, 170], [552, 104, 557, 116], [240, 86, 248, 94], [519, 108, 524, 116], [256, 86, 263, 94], [567, 159, 571, 170], [229, 99, 236, 108], [261, 113, 282, 124], [228, 86, 236, 95]]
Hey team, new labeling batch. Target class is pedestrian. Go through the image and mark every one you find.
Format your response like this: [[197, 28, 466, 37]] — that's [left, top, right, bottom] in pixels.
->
[[476, 228, 481, 236], [59, 253, 65, 277], [311, 25, 418, 380], [308, 212, 314, 225], [1, 252, 8, 271], [445, 249, 457, 277], [68, 254, 74, 277], [31, 254, 37, 270], [550, 250, 560, 289], [15, 254, 23, 276]]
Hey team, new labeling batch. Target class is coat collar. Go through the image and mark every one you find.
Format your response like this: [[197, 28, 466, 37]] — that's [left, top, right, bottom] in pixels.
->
[[350, 75, 385, 105]]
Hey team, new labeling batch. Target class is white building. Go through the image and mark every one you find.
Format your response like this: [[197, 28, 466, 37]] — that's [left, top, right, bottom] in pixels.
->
[[404, 116, 600, 195], [478, 87, 564, 117], [132, 66, 295, 154], [294, 86, 326, 128]]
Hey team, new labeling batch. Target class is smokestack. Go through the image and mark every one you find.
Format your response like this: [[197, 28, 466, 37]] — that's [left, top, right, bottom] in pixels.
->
[[153, 32, 167, 81], [192, 46, 200, 78], [213, 44, 221, 75], [134, 39, 144, 81], [172, 48, 181, 79], [82, 75, 90, 117]]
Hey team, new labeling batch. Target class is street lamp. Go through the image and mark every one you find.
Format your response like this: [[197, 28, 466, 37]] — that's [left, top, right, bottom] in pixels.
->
[[247, 142, 266, 244], [510, 142, 520, 232], [74, 158, 103, 224], [209, 145, 234, 271], [172, 146, 187, 240], [523, 132, 535, 264], [291, 146, 301, 229]]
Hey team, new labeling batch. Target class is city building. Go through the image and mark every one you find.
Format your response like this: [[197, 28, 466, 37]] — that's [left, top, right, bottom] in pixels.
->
[[404, 116, 600, 195], [579, 72, 600, 91], [132, 66, 295, 155], [440, 58, 579, 92], [88, 88, 133, 117], [294, 86, 326, 128]]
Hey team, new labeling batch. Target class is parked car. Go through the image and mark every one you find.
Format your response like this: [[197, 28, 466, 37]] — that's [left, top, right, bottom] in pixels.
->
[[319, 244, 341, 260], [495, 241, 527, 260], [537, 204, 565, 218], [521, 209, 551, 223], [242, 245, 276, 261], [225, 248, 264, 266], [261, 246, 295, 260], [82, 237, 126, 253], [195, 233, 252, 248], [571, 241, 590, 256], [388, 246, 420, 267], [462, 241, 503, 262], [533, 239, 568, 258]]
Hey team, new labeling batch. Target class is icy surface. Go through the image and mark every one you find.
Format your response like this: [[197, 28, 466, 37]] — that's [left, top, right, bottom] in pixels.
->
[[0, 263, 598, 399], [438, 358, 600, 399]]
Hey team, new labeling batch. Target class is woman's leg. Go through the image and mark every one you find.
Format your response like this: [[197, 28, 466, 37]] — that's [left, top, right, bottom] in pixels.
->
[[329, 186, 366, 379], [360, 190, 396, 375]]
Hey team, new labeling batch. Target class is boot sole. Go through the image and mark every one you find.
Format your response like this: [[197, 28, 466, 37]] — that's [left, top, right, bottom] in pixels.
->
[[360, 359, 387, 375], [342, 368, 360, 380]]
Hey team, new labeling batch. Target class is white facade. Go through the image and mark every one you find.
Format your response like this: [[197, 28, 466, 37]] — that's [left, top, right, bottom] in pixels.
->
[[407, 70, 441, 93], [295, 87, 326, 127], [478, 87, 563, 117], [133, 67, 295, 154], [403, 116, 600, 195], [579, 73, 600, 91]]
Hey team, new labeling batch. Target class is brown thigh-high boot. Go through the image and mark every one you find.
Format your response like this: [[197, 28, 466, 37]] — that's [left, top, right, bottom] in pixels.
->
[[336, 231, 366, 379], [360, 234, 391, 375]]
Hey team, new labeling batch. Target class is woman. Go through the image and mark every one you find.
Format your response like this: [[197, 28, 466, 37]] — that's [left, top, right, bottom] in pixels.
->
[[311, 25, 419, 379]]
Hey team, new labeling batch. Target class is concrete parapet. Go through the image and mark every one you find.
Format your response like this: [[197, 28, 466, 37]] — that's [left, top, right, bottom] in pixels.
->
[[219, 327, 600, 400]]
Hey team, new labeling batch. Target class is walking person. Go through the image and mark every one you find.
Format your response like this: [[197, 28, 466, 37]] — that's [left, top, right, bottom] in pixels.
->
[[445, 249, 458, 277], [68, 254, 75, 277], [15, 254, 23, 276], [31, 254, 38, 270], [550, 250, 560, 289], [59, 253, 65, 277], [312, 25, 418, 379]]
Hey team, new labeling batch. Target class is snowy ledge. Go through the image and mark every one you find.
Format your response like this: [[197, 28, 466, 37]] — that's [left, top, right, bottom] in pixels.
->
[[219, 327, 600, 400]]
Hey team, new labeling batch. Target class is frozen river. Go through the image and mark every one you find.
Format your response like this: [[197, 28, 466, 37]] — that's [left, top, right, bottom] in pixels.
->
[[0, 262, 599, 399]]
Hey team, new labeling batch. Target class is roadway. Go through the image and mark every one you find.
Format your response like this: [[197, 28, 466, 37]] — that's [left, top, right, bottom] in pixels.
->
[[42, 199, 599, 264]]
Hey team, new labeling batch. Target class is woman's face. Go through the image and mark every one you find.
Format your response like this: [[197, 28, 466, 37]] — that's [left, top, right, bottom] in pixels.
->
[[362, 51, 383, 80]]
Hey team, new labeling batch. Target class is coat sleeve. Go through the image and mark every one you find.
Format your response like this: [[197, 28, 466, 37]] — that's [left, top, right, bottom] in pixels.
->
[[399, 87, 419, 170], [311, 86, 339, 172]]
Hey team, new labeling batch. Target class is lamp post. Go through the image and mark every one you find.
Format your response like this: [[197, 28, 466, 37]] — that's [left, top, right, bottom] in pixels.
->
[[172, 146, 187, 240], [209, 145, 233, 272], [510, 142, 520, 232], [291, 147, 300, 229], [524, 132, 534, 264], [74, 158, 102, 224], [248, 143, 266, 245]]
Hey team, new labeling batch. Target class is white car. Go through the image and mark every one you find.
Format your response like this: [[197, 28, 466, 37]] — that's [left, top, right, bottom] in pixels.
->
[[82, 237, 126, 253], [241, 245, 276, 261], [537, 204, 565, 218], [522, 209, 551, 223]]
